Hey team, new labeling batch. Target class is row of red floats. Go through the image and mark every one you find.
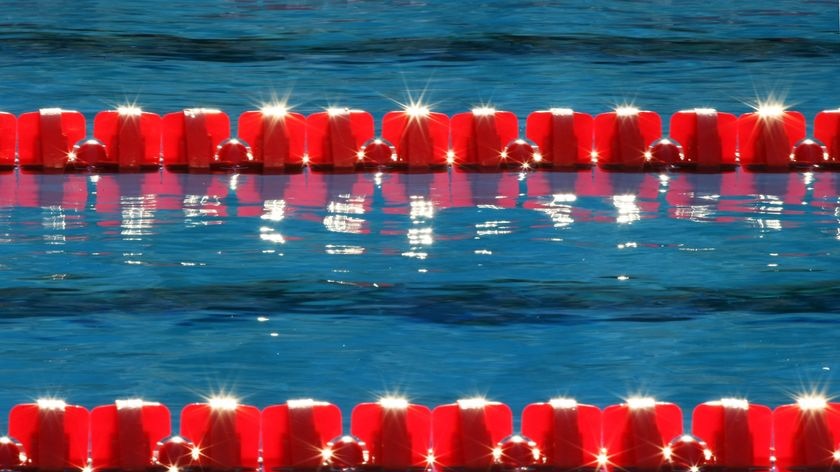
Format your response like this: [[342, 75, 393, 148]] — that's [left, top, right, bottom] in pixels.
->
[[1, 396, 838, 472], [2, 105, 840, 173]]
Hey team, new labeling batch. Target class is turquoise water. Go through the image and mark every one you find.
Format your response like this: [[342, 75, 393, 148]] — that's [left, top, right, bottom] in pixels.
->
[[0, 1, 839, 425]]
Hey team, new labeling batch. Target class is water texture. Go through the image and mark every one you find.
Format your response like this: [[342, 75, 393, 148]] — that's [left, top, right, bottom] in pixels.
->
[[0, 0, 838, 425]]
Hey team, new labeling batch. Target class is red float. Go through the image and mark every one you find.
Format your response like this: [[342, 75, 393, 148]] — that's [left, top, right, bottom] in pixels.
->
[[90, 400, 171, 471], [238, 107, 306, 172], [450, 108, 519, 169], [521, 398, 601, 470], [0, 436, 27, 468], [323, 435, 368, 469], [154, 436, 199, 469], [212, 139, 254, 171], [669, 109, 737, 171], [0, 112, 15, 170], [525, 109, 594, 169], [359, 139, 397, 166], [382, 106, 450, 170], [306, 109, 375, 171], [646, 138, 683, 169], [602, 398, 682, 471], [71, 139, 108, 167], [691, 399, 771, 470], [162, 109, 231, 171], [814, 109, 840, 168], [180, 399, 260, 470], [262, 399, 342, 471], [19, 109, 87, 172], [594, 108, 662, 171], [737, 107, 806, 171], [790, 139, 829, 169], [430, 398, 513, 469], [351, 398, 431, 470], [773, 397, 840, 472], [93, 107, 162, 171], [8, 400, 89, 471], [493, 435, 540, 468], [663, 435, 714, 470]]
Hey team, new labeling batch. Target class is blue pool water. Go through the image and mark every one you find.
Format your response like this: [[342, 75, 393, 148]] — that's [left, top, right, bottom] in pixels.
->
[[0, 0, 839, 426]]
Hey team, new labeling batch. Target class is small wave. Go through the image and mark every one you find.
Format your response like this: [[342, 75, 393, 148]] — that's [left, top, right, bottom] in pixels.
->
[[0, 28, 835, 63]]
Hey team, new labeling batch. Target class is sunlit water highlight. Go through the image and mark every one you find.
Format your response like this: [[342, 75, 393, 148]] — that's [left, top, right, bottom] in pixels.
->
[[0, 0, 838, 426], [0, 169, 838, 423]]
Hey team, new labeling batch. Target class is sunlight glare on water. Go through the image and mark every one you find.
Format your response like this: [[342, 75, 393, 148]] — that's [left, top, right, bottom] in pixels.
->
[[0, 0, 837, 417]]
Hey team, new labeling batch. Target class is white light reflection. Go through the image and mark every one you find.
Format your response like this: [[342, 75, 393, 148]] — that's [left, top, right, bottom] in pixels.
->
[[287, 399, 330, 409], [183, 195, 222, 227], [476, 218, 513, 236], [259, 226, 286, 244], [40, 204, 77, 247], [625, 396, 657, 409], [615, 106, 640, 117], [208, 396, 239, 410], [403, 196, 434, 260], [549, 398, 577, 409], [261, 200, 286, 222], [410, 196, 434, 221], [324, 195, 367, 235], [706, 398, 750, 410], [115, 399, 157, 410], [796, 394, 828, 411], [749, 194, 783, 231], [325, 244, 365, 255], [613, 195, 640, 224], [471, 106, 497, 117], [673, 193, 718, 223], [539, 193, 577, 228], [457, 397, 491, 409], [117, 105, 143, 117], [405, 227, 432, 246], [120, 195, 156, 240], [324, 215, 365, 234], [378, 396, 409, 409], [37, 398, 67, 410]]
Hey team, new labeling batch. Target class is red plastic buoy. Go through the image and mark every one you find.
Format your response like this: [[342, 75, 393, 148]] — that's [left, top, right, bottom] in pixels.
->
[[155, 436, 198, 468], [451, 108, 519, 169], [594, 107, 662, 170], [494, 435, 541, 468], [324, 435, 368, 469], [502, 139, 539, 168], [72, 139, 107, 169], [525, 108, 594, 169], [665, 435, 714, 471], [359, 138, 397, 167], [670, 109, 737, 171], [791, 139, 828, 169], [647, 138, 683, 169], [382, 106, 450, 170], [0, 437, 27, 468], [213, 138, 254, 171]]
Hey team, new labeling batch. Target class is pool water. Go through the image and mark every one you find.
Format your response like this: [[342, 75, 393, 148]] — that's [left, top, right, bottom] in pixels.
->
[[0, 0, 838, 426]]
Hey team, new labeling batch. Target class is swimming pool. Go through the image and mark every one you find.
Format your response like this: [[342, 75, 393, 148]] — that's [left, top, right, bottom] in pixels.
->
[[0, 0, 838, 431]]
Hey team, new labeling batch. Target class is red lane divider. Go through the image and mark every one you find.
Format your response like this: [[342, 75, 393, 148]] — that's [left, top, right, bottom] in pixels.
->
[[238, 107, 306, 172], [351, 400, 431, 470], [692, 399, 771, 470], [262, 399, 342, 471], [526, 109, 593, 169], [91, 400, 170, 471], [3, 397, 840, 472], [3, 106, 840, 174], [670, 109, 738, 171], [521, 398, 601, 470], [594, 107, 663, 171]]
